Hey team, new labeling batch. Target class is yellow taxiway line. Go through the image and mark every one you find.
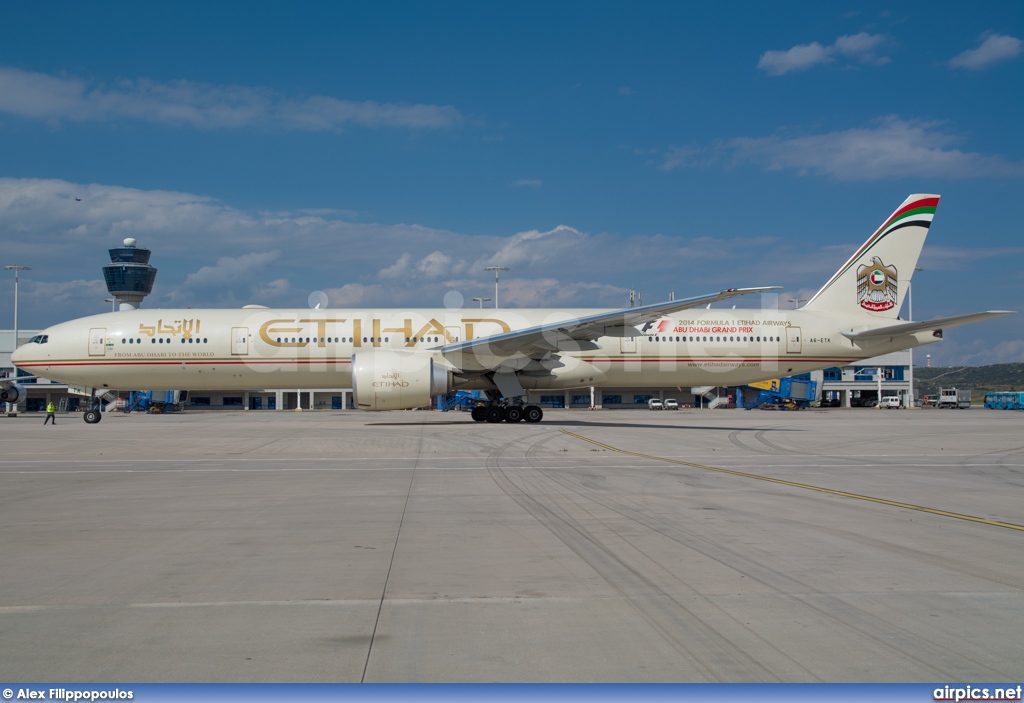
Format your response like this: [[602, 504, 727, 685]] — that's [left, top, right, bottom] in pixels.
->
[[559, 429, 1024, 533]]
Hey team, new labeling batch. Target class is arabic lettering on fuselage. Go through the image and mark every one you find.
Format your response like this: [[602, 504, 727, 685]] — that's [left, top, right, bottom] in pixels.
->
[[139, 319, 201, 338]]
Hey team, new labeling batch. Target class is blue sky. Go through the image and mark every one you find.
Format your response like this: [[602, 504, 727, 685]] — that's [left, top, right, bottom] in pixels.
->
[[0, 1, 1021, 365]]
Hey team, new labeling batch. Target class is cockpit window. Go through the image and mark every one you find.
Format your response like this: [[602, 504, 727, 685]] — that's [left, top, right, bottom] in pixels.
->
[[27, 334, 48, 344]]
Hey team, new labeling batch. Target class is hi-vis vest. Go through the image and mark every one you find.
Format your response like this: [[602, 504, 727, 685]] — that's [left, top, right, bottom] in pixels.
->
[[47, 403, 56, 413]]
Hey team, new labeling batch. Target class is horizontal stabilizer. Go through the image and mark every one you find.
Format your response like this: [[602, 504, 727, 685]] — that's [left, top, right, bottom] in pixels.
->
[[842, 311, 1016, 340]]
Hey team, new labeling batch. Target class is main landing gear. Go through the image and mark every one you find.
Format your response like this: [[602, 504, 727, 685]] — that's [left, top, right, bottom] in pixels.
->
[[471, 404, 544, 424]]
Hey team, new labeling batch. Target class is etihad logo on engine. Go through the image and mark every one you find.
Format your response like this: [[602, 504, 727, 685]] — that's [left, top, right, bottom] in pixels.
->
[[373, 371, 409, 388], [856, 257, 898, 312]]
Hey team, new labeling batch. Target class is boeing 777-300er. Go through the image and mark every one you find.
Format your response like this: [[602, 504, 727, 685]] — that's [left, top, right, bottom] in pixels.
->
[[5, 194, 1015, 424]]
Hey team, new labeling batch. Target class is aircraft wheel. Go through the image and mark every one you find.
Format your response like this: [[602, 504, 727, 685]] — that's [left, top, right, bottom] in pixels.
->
[[504, 406, 523, 423], [523, 405, 543, 423], [471, 406, 486, 422], [484, 406, 505, 423], [83, 409, 102, 424]]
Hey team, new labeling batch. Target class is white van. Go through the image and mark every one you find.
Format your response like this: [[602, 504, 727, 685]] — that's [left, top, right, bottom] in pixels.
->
[[647, 399, 663, 410], [881, 396, 902, 409]]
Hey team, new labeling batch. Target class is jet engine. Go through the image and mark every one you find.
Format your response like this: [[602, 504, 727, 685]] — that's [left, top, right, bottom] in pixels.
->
[[351, 351, 452, 410], [0, 383, 26, 404]]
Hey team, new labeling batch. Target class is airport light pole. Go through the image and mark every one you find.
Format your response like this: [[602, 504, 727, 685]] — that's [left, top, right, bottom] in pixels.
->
[[105, 298, 117, 312], [788, 298, 806, 309], [4, 265, 30, 350], [4, 265, 30, 416], [472, 297, 491, 309], [484, 266, 510, 308]]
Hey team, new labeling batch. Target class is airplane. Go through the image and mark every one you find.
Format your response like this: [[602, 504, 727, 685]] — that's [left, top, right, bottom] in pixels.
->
[[5, 194, 1014, 424]]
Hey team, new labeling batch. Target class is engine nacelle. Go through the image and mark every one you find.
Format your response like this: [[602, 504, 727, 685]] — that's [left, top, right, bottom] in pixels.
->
[[0, 383, 26, 404], [351, 351, 452, 411]]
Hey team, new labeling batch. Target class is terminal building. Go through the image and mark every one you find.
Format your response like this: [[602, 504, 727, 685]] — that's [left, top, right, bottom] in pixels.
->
[[4, 238, 917, 414]]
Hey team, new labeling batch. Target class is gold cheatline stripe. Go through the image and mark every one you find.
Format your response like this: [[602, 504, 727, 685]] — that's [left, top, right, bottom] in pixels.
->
[[558, 430, 1024, 533]]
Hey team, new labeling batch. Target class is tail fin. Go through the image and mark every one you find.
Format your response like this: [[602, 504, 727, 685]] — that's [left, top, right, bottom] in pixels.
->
[[803, 194, 939, 319]]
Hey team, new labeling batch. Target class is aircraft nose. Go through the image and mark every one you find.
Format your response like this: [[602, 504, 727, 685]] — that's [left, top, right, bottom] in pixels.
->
[[10, 336, 42, 366], [10, 344, 28, 365]]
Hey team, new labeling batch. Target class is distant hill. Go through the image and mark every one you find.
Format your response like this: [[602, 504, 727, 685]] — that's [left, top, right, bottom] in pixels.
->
[[914, 363, 1024, 398]]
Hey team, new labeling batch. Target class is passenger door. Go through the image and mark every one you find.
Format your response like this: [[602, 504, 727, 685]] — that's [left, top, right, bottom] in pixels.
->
[[88, 328, 106, 356], [786, 327, 802, 354], [231, 327, 249, 355]]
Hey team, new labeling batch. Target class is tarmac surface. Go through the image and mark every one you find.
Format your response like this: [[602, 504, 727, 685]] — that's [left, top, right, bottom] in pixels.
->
[[1, 406, 1023, 682]]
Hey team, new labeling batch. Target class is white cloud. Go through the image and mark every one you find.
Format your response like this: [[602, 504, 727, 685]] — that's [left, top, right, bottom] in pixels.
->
[[949, 33, 1023, 70], [322, 283, 388, 307], [919, 245, 1024, 271], [379, 253, 413, 280], [478, 225, 586, 270], [757, 33, 889, 75], [417, 251, 454, 278], [758, 41, 833, 76], [0, 66, 464, 131], [659, 117, 1024, 180], [922, 337, 1024, 367], [179, 252, 281, 290]]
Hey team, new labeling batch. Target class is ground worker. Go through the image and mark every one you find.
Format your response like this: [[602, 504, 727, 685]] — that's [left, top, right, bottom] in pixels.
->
[[43, 401, 57, 425]]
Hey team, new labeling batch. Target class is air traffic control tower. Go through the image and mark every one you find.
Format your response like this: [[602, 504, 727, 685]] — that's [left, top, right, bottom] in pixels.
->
[[102, 238, 157, 310]]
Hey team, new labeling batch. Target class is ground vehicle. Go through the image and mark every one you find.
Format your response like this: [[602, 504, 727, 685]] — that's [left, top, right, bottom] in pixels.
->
[[985, 392, 1024, 409], [880, 396, 901, 408], [938, 388, 972, 409], [663, 399, 679, 410], [648, 399, 663, 410]]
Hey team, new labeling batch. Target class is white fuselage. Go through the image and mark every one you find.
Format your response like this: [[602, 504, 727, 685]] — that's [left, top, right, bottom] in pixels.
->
[[13, 307, 936, 393]]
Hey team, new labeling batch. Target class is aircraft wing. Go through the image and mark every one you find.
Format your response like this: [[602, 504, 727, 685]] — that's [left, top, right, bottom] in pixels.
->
[[841, 311, 1016, 341], [440, 286, 779, 371]]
